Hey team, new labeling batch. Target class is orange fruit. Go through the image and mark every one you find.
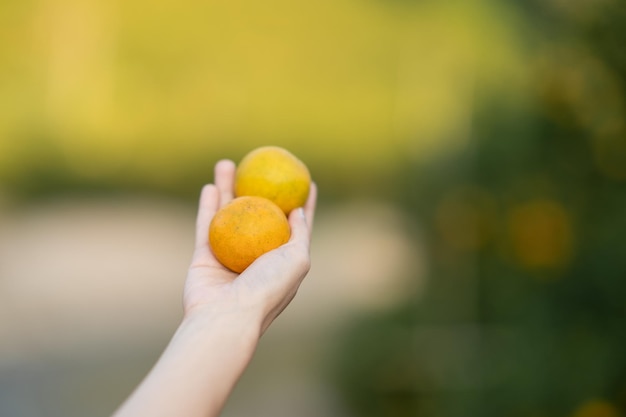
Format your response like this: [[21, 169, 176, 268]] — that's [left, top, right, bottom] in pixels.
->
[[209, 196, 290, 273], [235, 146, 311, 214]]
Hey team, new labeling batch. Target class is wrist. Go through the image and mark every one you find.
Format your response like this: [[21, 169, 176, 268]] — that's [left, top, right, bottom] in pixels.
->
[[179, 303, 263, 349]]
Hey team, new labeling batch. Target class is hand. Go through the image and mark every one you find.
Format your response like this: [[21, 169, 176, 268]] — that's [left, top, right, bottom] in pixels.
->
[[183, 159, 317, 334], [113, 159, 316, 417]]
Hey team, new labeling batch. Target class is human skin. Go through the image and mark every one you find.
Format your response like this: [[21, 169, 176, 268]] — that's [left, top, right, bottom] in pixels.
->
[[112, 159, 317, 417]]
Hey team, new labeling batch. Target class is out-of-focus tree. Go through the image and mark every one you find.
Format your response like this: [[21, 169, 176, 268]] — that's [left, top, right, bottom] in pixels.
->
[[330, 1, 626, 416]]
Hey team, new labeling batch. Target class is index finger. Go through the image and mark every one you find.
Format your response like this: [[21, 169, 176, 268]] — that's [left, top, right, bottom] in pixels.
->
[[214, 159, 236, 208]]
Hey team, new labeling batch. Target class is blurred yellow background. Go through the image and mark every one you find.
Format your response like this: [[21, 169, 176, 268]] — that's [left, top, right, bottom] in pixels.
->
[[1, 0, 625, 416], [0, 0, 525, 191]]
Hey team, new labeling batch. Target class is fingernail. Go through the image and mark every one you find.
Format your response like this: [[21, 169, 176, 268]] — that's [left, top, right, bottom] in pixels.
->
[[298, 207, 306, 219]]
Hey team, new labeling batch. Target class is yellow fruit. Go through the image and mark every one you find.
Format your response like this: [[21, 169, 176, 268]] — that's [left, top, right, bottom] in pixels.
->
[[235, 146, 311, 214], [209, 196, 290, 273]]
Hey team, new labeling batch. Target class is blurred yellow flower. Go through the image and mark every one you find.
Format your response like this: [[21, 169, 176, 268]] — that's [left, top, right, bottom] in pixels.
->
[[508, 199, 574, 270], [572, 399, 621, 417]]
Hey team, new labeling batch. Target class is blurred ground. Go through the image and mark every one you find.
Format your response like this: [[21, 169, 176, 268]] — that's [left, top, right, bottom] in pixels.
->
[[0, 196, 421, 417]]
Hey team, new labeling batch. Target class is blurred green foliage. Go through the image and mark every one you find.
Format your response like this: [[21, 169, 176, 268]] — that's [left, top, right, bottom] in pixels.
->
[[331, 1, 626, 416]]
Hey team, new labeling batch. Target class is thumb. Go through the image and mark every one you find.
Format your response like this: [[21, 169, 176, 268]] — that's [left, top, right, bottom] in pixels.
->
[[288, 207, 310, 250]]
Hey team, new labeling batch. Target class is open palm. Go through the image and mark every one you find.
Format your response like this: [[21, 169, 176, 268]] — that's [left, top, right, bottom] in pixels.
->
[[183, 159, 317, 333]]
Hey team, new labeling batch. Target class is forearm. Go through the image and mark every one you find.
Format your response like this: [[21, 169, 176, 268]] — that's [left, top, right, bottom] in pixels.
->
[[113, 309, 261, 417]]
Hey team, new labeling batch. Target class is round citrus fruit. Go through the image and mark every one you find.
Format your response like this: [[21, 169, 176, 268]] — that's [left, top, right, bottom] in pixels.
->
[[209, 196, 290, 273], [235, 146, 311, 214]]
